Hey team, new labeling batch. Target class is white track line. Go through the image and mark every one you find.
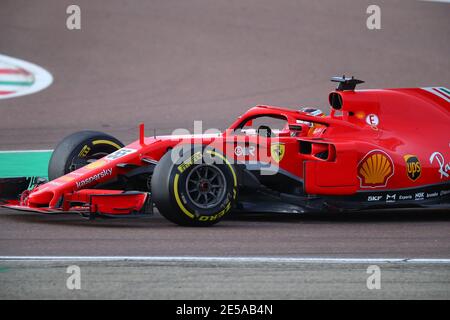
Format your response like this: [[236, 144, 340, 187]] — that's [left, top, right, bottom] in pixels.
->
[[1, 256, 450, 264], [420, 0, 450, 3]]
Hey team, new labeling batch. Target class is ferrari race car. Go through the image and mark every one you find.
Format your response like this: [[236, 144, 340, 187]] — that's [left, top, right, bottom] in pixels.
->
[[1, 76, 449, 226]]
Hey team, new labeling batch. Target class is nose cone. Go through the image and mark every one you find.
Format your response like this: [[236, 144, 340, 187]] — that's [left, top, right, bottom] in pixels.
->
[[27, 188, 54, 207]]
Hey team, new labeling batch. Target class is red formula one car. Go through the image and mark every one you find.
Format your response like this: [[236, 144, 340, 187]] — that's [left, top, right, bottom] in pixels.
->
[[1, 77, 449, 226]]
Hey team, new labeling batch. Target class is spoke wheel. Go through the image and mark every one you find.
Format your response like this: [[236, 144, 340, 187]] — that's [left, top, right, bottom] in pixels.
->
[[185, 164, 227, 209]]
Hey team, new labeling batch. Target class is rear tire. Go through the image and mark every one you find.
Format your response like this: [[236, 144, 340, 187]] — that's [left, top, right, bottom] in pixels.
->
[[152, 146, 238, 226], [48, 131, 124, 180]]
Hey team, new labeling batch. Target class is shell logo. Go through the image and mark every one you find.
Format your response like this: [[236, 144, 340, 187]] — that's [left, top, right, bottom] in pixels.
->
[[358, 150, 394, 188]]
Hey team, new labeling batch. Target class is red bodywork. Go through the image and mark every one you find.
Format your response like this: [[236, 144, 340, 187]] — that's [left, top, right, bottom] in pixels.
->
[[3, 86, 450, 215]]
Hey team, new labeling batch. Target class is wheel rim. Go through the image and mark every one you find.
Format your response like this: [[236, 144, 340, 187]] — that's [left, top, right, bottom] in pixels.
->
[[185, 164, 227, 209]]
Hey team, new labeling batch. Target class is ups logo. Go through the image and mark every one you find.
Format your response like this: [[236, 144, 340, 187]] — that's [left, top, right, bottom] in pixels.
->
[[404, 155, 421, 181]]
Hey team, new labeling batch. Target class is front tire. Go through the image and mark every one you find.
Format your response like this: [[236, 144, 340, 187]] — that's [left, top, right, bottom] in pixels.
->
[[48, 131, 124, 180], [152, 146, 238, 226]]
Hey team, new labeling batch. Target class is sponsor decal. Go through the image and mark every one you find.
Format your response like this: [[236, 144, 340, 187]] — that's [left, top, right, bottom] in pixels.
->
[[0, 53, 53, 100], [426, 192, 438, 199], [403, 154, 421, 181], [177, 151, 203, 173], [440, 190, 450, 196], [296, 119, 312, 127], [105, 148, 137, 161], [270, 143, 285, 163], [414, 192, 425, 201], [358, 150, 394, 188], [429, 151, 450, 179], [56, 176, 75, 182], [355, 111, 365, 120], [234, 145, 256, 157], [365, 114, 379, 127], [312, 127, 326, 135], [68, 172, 84, 176], [399, 194, 413, 201], [85, 159, 107, 169], [78, 145, 91, 158], [421, 87, 450, 103], [386, 194, 396, 203], [368, 195, 383, 202], [75, 168, 113, 189]]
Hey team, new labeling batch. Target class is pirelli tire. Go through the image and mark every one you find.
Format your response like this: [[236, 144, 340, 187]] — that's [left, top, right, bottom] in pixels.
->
[[48, 131, 124, 181], [152, 146, 238, 227]]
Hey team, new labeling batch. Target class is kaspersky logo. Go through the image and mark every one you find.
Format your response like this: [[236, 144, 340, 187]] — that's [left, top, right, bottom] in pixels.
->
[[404, 154, 421, 181], [358, 150, 394, 188], [76, 168, 112, 189]]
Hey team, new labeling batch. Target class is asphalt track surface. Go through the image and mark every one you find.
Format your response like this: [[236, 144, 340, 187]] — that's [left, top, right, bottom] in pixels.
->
[[0, 0, 449, 299]]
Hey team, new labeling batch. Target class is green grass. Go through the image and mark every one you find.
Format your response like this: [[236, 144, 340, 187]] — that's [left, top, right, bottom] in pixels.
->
[[0, 151, 52, 178]]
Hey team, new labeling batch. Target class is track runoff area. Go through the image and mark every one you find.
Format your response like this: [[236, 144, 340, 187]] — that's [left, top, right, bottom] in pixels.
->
[[1, 256, 450, 300]]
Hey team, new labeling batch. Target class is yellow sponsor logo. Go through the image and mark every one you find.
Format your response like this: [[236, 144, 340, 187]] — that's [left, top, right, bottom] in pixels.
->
[[404, 154, 421, 181], [56, 175, 75, 182], [78, 145, 91, 158], [92, 139, 121, 149], [358, 150, 394, 188], [177, 151, 203, 173], [270, 143, 285, 163], [86, 159, 107, 169], [198, 202, 231, 221]]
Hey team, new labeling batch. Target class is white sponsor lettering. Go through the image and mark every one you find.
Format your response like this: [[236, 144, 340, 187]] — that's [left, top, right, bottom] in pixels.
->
[[386, 194, 396, 203], [368, 195, 383, 201], [415, 192, 425, 201], [105, 148, 136, 161], [76, 168, 112, 189], [429, 151, 450, 179], [365, 114, 379, 126], [234, 145, 256, 157]]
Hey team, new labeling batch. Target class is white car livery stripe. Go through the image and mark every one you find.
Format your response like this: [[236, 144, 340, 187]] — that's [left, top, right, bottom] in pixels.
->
[[422, 87, 450, 103]]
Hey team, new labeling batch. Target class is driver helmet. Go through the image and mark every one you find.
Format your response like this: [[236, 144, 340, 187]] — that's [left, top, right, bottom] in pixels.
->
[[299, 107, 324, 117], [299, 107, 325, 136]]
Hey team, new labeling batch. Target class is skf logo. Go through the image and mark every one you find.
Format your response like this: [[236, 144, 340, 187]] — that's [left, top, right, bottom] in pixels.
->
[[358, 150, 394, 188], [404, 155, 421, 181], [368, 195, 382, 202], [270, 143, 285, 163]]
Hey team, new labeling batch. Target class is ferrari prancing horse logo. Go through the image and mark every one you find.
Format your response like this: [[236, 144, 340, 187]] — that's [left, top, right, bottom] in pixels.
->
[[271, 143, 285, 163]]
